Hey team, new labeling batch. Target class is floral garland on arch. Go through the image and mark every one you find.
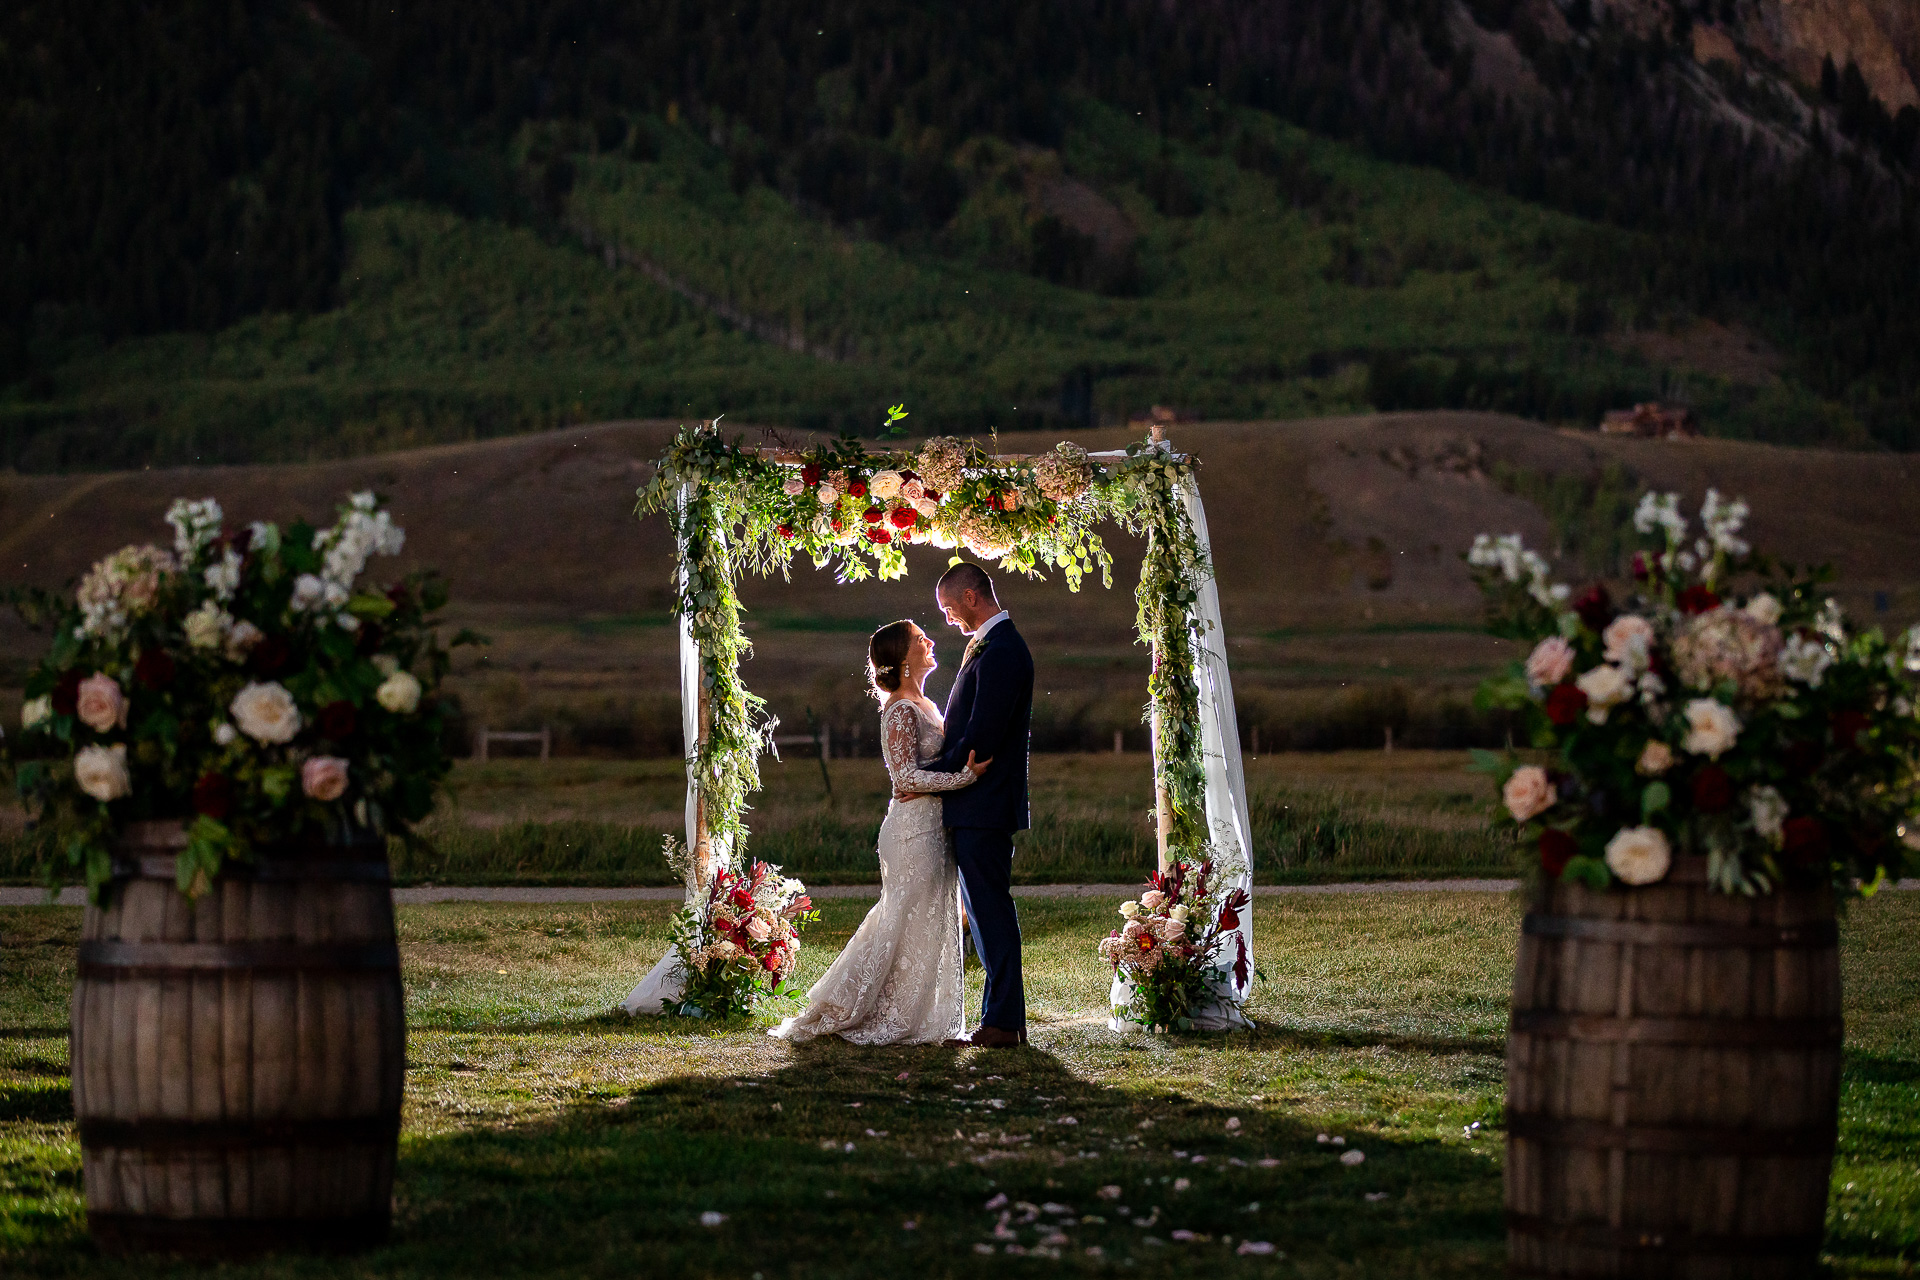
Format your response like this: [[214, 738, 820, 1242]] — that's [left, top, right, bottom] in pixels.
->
[[636, 413, 1221, 1007], [1470, 489, 1920, 897]]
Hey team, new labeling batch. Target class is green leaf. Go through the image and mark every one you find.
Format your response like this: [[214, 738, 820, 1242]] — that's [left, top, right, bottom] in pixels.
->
[[1641, 781, 1671, 820], [261, 765, 296, 803], [1475, 673, 1532, 711], [346, 593, 397, 620], [1467, 749, 1515, 783], [1563, 855, 1612, 890], [1774, 701, 1803, 720]]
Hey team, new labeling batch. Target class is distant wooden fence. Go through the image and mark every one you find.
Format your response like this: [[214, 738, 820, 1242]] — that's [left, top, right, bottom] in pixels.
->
[[472, 726, 551, 762]]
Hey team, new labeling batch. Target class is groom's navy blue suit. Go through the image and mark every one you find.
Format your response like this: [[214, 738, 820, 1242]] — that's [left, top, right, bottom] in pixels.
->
[[926, 617, 1033, 1034]]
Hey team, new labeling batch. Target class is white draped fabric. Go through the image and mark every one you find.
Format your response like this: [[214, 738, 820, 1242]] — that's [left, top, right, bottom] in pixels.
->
[[1106, 465, 1256, 1031]]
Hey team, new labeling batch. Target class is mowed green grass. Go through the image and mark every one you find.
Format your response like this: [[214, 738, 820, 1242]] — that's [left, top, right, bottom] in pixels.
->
[[2, 893, 1917, 1277]]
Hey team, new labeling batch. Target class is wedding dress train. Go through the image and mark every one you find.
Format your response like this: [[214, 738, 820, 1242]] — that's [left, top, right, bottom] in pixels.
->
[[770, 698, 971, 1045]]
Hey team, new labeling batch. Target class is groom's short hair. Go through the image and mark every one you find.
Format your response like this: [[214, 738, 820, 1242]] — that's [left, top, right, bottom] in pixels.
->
[[937, 562, 996, 602]]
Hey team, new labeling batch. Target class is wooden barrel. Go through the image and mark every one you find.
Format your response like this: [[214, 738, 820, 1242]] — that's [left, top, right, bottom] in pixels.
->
[[70, 821, 405, 1257], [1505, 855, 1841, 1278]]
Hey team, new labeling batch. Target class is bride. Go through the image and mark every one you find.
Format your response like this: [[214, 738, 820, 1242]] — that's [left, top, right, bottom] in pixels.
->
[[770, 620, 989, 1045]]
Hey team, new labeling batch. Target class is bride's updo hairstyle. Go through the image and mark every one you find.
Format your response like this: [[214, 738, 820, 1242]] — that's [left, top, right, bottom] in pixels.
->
[[867, 620, 914, 702]]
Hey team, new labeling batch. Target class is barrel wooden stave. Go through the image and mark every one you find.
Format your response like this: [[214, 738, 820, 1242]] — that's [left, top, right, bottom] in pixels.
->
[[1506, 859, 1840, 1279], [71, 824, 403, 1256]]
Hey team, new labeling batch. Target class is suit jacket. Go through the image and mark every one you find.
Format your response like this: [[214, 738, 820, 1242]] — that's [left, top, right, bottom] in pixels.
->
[[928, 619, 1034, 832]]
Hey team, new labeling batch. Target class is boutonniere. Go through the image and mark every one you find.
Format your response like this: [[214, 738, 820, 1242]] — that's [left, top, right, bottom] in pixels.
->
[[962, 634, 987, 668]]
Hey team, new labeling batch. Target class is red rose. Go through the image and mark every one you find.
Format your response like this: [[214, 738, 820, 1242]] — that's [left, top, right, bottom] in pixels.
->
[[801, 463, 822, 486], [134, 648, 176, 690], [1543, 683, 1589, 726], [900, 469, 918, 482], [889, 507, 916, 529], [51, 669, 83, 716], [1572, 584, 1613, 633], [1830, 710, 1870, 751], [922, 488, 940, 502], [1690, 764, 1734, 813], [867, 528, 892, 544], [863, 507, 884, 524], [763, 952, 782, 972], [193, 772, 233, 820], [849, 480, 868, 498], [1781, 816, 1828, 866], [731, 887, 754, 910], [318, 700, 357, 740], [1538, 828, 1579, 877], [1677, 584, 1720, 615], [830, 518, 844, 531]]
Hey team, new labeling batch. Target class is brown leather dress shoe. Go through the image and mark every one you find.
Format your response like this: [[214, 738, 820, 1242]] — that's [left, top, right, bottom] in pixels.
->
[[968, 1025, 1023, 1048]]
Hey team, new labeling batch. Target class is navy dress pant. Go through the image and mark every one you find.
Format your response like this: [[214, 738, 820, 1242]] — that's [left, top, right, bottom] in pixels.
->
[[951, 826, 1024, 1033]]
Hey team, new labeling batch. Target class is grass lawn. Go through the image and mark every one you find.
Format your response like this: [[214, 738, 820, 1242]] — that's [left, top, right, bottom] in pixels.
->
[[3, 891, 1917, 1277]]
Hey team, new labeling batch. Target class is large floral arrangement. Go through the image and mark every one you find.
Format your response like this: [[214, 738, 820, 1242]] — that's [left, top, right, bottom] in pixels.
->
[[7, 493, 475, 899], [635, 412, 1217, 887], [1101, 859, 1250, 1032], [663, 860, 819, 1018], [1471, 490, 1919, 896]]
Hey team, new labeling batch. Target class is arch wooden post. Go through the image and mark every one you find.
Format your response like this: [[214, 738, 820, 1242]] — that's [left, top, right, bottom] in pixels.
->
[[692, 671, 714, 890], [1148, 420, 1173, 873]]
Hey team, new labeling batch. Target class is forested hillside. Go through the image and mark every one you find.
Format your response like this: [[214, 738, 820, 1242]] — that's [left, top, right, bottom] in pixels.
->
[[3, 0, 1916, 466]]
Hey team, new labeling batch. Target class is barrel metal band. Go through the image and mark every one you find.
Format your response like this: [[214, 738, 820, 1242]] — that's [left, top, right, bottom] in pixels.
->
[[1523, 913, 1837, 949], [77, 940, 401, 977], [1506, 1212, 1824, 1258], [80, 1114, 400, 1152], [1509, 1009, 1844, 1047], [1507, 1111, 1836, 1156], [111, 854, 390, 884]]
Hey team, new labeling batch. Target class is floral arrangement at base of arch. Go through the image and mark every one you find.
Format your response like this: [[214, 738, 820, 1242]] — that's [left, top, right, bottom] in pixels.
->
[[1101, 857, 1250, 1032], [662, 857, 819, 1019], [5, 493, 477, 901], [1471, 490, 1919, 896]]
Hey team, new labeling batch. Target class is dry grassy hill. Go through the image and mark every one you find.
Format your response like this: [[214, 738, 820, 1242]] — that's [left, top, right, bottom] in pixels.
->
[[4, 413, 1916, 753]]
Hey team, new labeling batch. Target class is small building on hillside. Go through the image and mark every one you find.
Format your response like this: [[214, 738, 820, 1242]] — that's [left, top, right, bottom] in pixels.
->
[[1600, 402, 1699, 439]]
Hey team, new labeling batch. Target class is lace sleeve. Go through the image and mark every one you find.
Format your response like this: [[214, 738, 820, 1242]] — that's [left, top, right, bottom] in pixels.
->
[[882, 702, 975, 793]]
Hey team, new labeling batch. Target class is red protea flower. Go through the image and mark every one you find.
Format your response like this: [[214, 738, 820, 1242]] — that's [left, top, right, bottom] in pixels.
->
[[1543, 683, 1589, 726], [192, 772, 234, 820], [1538, 828, 1578, 876], [1677, 584, 1720, 615]]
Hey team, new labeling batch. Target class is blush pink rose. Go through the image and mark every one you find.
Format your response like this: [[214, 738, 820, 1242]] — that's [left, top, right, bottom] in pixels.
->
[[75, 673, 128, 733], [1525, 636, 1574, 687], [1502, 765, 1555, 823], [746, 916, 773, 942], [301, 756, 350, 802]]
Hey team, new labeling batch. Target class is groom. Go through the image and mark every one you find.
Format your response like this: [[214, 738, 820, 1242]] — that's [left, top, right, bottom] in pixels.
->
[[909, 562, 1033, 1048]]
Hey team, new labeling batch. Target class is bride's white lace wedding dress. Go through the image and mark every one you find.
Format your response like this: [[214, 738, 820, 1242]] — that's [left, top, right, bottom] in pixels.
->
[[770, 698, 972, 1045]]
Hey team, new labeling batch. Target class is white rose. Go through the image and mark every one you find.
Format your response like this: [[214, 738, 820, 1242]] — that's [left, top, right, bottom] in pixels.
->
[[1601, 615, 1655, 673], [1169, 903, 1191, 923], [913, 497, 940, 519], [1744, 593, 1782, 626], [1502, 765, 1554, 823], [76, 674, 127, 734], [1681, 698, 1741, 759], [1748, 785, 1788, 845], [231, 682, 301, 744], [74, 743, 131, 802], [869, 470, 903, 499], [1779, 635, 1833, 688], [1575, 665, 1633, 723], [213, 722, 238, 746], [1635, 740, 1674, 775], [21, 696, 51, 730], [1119, 900, 1142, 920], [184, 602, 231, 651], [816, 484, 839, 505], [225, 620, 264, 661], [1605, 825, 1672, 885], [376, 671, 422, 714]]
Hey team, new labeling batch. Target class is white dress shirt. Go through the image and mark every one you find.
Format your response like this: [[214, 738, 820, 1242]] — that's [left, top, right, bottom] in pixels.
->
[[969, 610, 1010, 640]]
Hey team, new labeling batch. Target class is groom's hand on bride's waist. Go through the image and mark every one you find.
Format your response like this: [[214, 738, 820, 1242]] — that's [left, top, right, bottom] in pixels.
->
[[893, 789, 924, 802]]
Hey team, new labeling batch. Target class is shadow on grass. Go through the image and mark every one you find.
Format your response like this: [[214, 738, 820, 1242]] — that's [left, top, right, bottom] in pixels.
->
[[5, 1029, 1507, 1278]]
